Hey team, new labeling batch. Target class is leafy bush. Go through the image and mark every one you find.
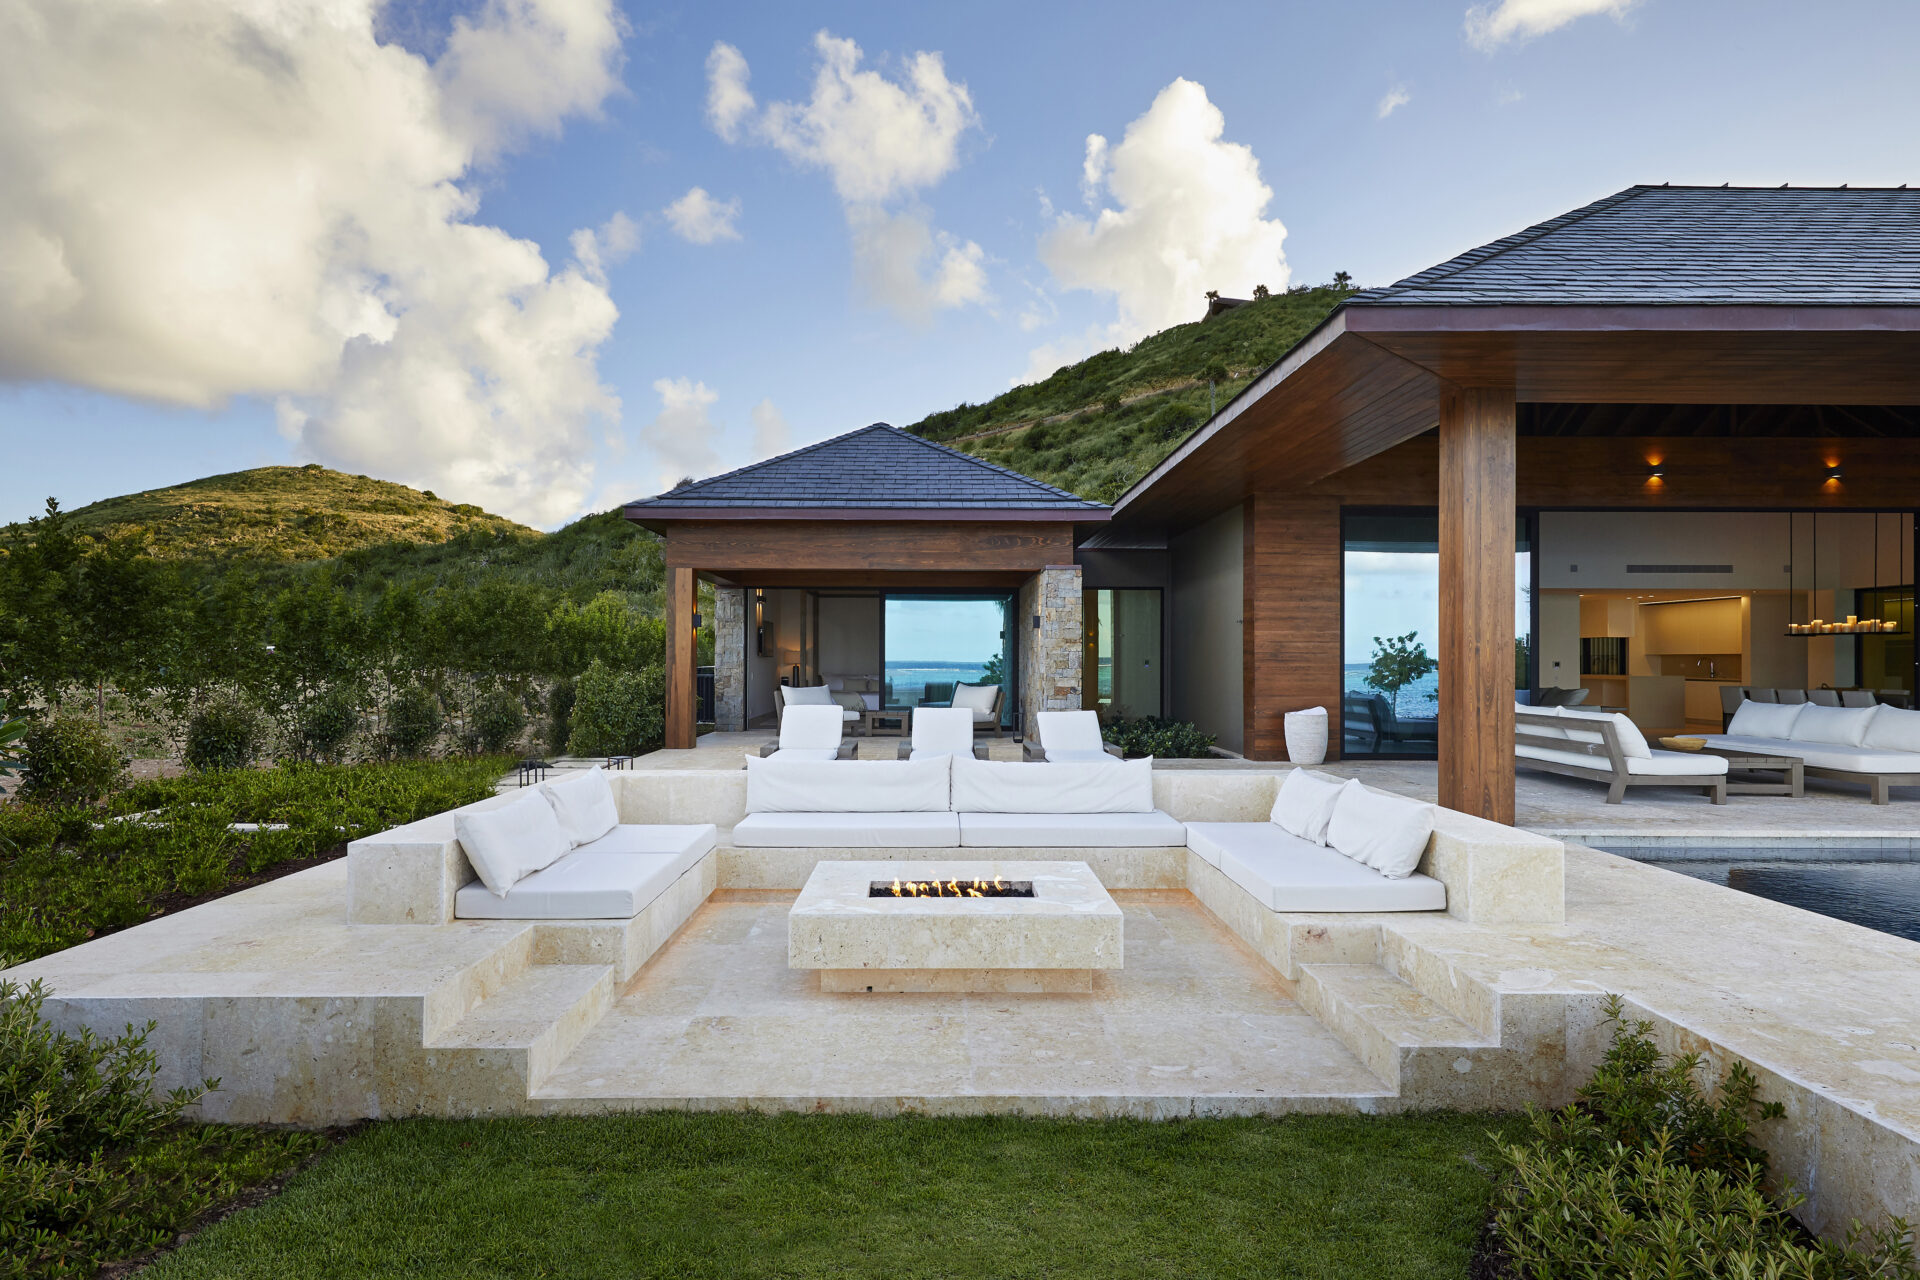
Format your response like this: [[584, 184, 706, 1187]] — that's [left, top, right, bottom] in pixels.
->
[[1101, 716, 1216, 759], [1490, 996, 1918, 1280], [17, 715, 124, 804], [470, 688, 527, 755], [0, 977, 324, 1278], [293, 684, 360, 763], [568, 658, 664, 756], [183, 697, 263, 772], [383, 685, 442, 758], [546, 677, 576, 756], [0, 698, 26, 780]]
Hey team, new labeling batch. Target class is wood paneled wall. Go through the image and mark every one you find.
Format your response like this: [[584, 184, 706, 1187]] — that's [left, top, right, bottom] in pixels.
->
[[1243, 494, 1343, 761], [661, 521, 1074, 574], [664, 566, 696, 750], [1437, 387, 1517, 824]]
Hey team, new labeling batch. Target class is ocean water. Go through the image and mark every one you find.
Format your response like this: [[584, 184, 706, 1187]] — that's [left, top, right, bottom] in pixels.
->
[[1343, 664, 1439, 720], [885, 660, 990, 705]]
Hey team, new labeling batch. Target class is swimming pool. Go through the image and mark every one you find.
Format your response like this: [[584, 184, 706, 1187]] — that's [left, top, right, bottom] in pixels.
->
[[1624, 854, 1920, 943]]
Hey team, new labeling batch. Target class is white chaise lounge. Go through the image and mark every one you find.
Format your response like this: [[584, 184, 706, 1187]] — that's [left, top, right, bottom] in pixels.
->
[[1022, 709, 1123, 763], [1705, 700, 1920, 805], [1516, 706, 1728, 804], [896, 707, 990, 760], [1184, 768, 1446, 912], [758, 704, 858, 761]]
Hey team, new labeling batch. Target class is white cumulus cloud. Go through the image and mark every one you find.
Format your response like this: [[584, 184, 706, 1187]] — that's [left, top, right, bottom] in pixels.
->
[[750, 398, 791, 461], [0, 0, 630, 527], [1465, 0, 1640, 50], [1027, 78, 1288, 382], [638, 377, 722, 491], [664, 187, 742, 244], [705, 31, 986, 321], [571, 211, 641, 283], [1377, 85, 1411, 118]]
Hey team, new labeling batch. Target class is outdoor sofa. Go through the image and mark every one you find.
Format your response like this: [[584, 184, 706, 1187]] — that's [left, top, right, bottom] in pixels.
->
[[451, 766, 717, 920], [1703, 700, 1920, 805], [1515, 706, 1728, 804]]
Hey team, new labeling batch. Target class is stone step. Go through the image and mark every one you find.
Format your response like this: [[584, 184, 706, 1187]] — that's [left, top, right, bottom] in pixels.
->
[[425, 964, 617, 1105], [1296, 962, 1495, 1094]]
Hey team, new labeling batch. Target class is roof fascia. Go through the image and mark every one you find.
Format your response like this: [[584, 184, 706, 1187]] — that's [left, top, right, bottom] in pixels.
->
[[1346, 303, 1920, 334]]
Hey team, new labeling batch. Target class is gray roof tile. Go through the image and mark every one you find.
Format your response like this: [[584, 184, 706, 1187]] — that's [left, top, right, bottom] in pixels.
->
[[626, 423, 1107, 512], [1355, 185, 1920, 307]]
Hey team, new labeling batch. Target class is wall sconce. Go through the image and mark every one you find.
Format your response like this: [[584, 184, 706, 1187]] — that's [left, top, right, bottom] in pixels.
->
[[753, 589, 766, 657], [1646, 462, 1665, 480], [1825, 464, 1844, 481], [690, 612, 702, 630]]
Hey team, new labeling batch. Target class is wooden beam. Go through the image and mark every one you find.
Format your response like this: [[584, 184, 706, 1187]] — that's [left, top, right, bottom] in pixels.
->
[[660, 521, 1074, 573], [664, 566, 696, 750], [1243, 494, 1343, 762], [1438, 386, 1516, 823]]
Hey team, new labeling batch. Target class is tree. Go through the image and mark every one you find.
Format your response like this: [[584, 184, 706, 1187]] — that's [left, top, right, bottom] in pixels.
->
[[1332, 270, 1354, 290], [1364, 632, 1437, 707], [1252, 283, 1270, 299]]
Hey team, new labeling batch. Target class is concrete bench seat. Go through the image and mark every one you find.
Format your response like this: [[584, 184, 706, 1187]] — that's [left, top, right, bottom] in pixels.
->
[[957, 810, 1187, 848], [454, 823, 716, 920], [1185, 822, 1447, 913]]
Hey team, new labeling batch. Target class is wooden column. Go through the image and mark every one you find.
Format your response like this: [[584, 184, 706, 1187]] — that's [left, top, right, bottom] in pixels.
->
[[664, 566, 697, 750], [1438, 384, 1517, 822], [1243, 494, 1344, 761]]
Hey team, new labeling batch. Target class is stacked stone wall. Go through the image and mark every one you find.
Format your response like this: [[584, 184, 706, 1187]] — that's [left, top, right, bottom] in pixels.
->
[[1018, 565, 1084, 739], [712, 588, 746, 731]]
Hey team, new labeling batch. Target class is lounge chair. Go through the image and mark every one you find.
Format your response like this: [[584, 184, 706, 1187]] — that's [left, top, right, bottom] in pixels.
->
[[1023, 710, 1123, 762], [1516, 707, 1727, 804], [951, 681, 1005, 738], [896, 707, 990, 760], [757, 704, 857, 761], [775, 684, 860, 733]]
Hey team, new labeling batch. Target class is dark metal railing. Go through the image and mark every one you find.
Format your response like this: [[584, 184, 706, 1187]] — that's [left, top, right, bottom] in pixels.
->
[[696, 666, 716, 724]]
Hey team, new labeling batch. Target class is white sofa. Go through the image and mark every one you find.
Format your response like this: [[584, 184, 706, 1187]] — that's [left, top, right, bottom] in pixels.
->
[[1516, 705, 1728, 804], [1705, 700, 1920, 804], [732, 754, 1184, 848]]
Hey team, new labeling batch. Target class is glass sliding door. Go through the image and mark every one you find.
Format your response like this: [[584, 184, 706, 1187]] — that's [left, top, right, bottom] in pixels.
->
[[882, 594, 1013, 725], [1082, 589, 1163, 719]]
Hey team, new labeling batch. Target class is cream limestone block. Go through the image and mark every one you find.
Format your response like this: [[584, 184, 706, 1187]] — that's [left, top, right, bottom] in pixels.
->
[[531, 853, 718, 983], [721, 845, 1185, 891], [820, 968, 1094, 993], [613, 771, 746, 827], [346, 793, 520, 924], [1420, 807, 1565, 924], [788, 861, 1123, 981], [1153, 771, 1281, 823]]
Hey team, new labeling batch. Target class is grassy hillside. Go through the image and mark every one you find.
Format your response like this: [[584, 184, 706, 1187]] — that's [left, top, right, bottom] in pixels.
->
[[907, 283, 1356, 502], [33, 464, 536, 562]]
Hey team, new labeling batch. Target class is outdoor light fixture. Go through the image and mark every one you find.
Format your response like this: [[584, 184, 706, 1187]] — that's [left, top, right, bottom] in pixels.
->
[[1647, 463, 1665, 480], [1825, 464, 1844, 481]]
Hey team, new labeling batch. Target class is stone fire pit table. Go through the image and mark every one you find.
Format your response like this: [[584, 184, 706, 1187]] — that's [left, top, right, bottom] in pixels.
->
[[788, 860, 1123, 993]]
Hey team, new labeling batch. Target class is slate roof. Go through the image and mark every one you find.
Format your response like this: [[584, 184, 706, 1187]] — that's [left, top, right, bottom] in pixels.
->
[[625, 423, 1107, 513], [1353, 185, 1920, 307]]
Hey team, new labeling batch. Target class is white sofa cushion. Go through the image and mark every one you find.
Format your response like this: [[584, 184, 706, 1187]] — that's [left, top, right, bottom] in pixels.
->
[[777, 704, 845, 750], [745, 756, 950, 813], [958, 810, 1187, 847], [1035, 710, 1107, 755], [1864, 705, 1920, 755], [909, 707, 975, 758], [1186, 823, 1446, 913], [1516, 704, 1567, 740], [1042, 748, 1120, 765], [455, 850, 687, 920], [454, 789, 572, 897], [1516, 744, 1728, 776], [952, 682, 999, 723], [1326, 781, 1434, 879], [572, 823, 717, 863], [540, 766, 619, 847], [951, 756, 1154, 813], [731, 811, 960, 847], [1559, 707, 1651, 759], [783, 685, 834, 705], [1726, 700, 1806, 740], [765, 748, 841, 762], [1269, 768, 1346, 845], [1792, 703, 1877, 747], [1700, 735, 1920, 775]]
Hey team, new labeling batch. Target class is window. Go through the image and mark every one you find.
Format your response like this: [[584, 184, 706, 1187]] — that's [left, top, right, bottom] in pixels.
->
[[1082, 589, 1162, 719], [882, 595, 1012, 722]]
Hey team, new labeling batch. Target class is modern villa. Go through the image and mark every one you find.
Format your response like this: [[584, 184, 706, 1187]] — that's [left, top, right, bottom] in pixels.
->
[[633, 185, 1920, 822]]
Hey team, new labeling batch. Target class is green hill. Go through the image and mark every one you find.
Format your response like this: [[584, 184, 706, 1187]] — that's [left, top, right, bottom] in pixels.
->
[[907, 282, 1357, 502]]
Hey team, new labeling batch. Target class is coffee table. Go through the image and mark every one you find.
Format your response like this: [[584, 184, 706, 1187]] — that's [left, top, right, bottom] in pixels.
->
[[860, 707, 911, 737], [1698, 746, 1804, 797], [788, 860, 1123, 993]]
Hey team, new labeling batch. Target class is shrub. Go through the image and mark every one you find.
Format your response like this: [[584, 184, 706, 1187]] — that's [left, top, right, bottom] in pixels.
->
[[0, 977, 324, 1277], [17, 715, 124, 805], [183, 697, 263, 772], [1100, 715, 1216, 760], [383, 685, 442, 758], [293, 684, 361, 763], [1146, 400, 1202, 441], [546, 678, 576, 755], [1490, 996, 1919, 1280], [471, 688, 527, 755], [568, 658, 664, 756]]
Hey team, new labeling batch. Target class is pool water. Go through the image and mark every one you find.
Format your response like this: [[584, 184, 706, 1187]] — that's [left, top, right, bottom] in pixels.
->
[[1631, 856, 1920, 943]]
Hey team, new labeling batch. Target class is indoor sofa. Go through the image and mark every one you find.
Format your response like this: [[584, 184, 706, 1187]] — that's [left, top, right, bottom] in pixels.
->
[[1704, 700, 1920, 804]]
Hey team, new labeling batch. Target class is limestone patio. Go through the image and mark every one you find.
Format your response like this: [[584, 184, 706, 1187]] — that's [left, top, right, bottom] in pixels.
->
[[8, 749, 1919, 1242]]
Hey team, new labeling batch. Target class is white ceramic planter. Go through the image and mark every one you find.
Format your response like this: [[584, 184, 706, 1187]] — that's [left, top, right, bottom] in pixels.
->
[[1283, 707, 1329, 765]]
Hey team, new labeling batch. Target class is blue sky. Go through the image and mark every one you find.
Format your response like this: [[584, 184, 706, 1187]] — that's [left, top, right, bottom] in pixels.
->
[[5, 0, 1920, 529]]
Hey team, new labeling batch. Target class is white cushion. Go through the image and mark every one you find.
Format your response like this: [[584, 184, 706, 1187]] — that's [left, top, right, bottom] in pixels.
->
[[1792, 703, 1877, 747], [1269, 769, 1346, 845], [573, 823, 718, 861], [910, 707, 976, 758], [1035, 710, 1106, 754], [952, 682, 999, 714], [745, 755, 951, 813], [951, 756, 1154, 813], [1042, 748, 1121, 764], [861, 693, 881, 711], [778, 704, 844, 749], [1864, 705, 1920, 755], [454, 789, 572, 897], [1700, 735, 1920, 775], [540, 766, 619, 848], [958, 811, 1186, 847], [783, 685, 834, 705], [1515, 704, 1567, 740], [1726, 700, 1806, 740], [1518, 744, 1728, 776], [1325, 781, 1434, 880], [1559, 707, 1651, 759], [730, 811, 960, 847], [765, 748, 841, 762], [1185, 823, 1446, 913], [455, 850, 692, 920]]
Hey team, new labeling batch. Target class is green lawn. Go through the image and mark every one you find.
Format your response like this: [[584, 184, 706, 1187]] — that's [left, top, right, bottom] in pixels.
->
[[144, 1111, 1517, 1280]]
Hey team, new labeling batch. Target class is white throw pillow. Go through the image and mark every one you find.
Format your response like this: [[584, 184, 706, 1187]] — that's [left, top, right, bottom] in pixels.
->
[[951, 756, 1154, 813], [1269, 769, 1347, 845], [952, 682, 999, 714], [783, 685, 833, 705], [1326, 780, 1435, 880], [1726, 700, 1807, 740], [454, 790, 572, 897], [541, 766, 619, 847], [1791, 703, 1876, 747], [1863, 705, 1920, 755]]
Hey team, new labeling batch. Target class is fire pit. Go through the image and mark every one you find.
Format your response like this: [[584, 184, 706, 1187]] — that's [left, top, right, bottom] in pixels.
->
[[789, 860, 1123, 993]]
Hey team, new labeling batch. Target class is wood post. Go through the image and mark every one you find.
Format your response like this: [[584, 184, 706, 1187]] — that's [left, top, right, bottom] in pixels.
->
[[664, 566, 696, 750], [1243, 494, 1343, 761], [1439, 385, 1517, 823]]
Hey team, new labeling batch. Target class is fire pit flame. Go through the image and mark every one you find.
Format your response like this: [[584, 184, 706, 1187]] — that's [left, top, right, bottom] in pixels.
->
[[870, 875, 1034, 899]]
